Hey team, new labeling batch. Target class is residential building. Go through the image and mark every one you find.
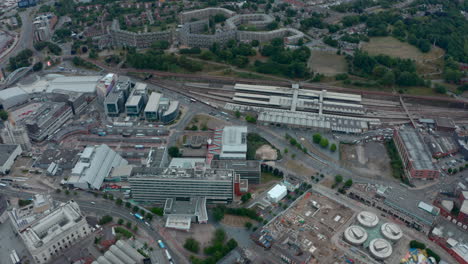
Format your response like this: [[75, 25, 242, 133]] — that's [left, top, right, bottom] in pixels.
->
[[163, 197, 208, 231], [110, 19, 172, 49], [393, 128, 439, 180], [9, 195, 91, 264], [129, 167, 237, 204], [0, 144, 22, 174], [0, 121, 32, 151], [24, 102, 73, 142], [220, 126, 247, 160], [66, 145, 128, 190]]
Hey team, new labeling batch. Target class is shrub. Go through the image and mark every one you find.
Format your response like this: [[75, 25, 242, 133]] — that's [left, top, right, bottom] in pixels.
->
[[99, 215, 113, 225], [184, 238, 200, 253]]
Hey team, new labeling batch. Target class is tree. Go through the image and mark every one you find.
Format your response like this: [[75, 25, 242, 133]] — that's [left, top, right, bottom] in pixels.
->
[[335, 175, 343, 183], [118, 218, 124, 225], [434, 84, 447, 94], [125, 202, 131, 208], [251, 40, 260, 47], [235, 110, 241, 118], [33, 62, 43, 71], [133, 206, 139, 213], [313, 133, 322, 144], [381, 71, 395, 86], [115, 198, 123, 206], [99, 215, 113, 225], [409, 240, 426, 249], [245, 115, 256, 123], [168, 146, 180, 157], [319, 138, 329, 148], [330, 143, 337, 152], [241, 193, 252, 203], [0, 110, 8, 121], [65, 190, 70, 195], [448, 168, 453, 174], [150, 207, 164, 216], [184, 238, 200, 253], [245, 222, 253, 230], [89, 49, 98, 59], [146, 213, 153, 221], [344, 179, 353, 188], [126, 222, 132, 229]]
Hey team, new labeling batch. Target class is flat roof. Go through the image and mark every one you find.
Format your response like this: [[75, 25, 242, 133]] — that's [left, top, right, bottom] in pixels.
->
[[126, 95, 142, 106], [436, 117, 455, 128], [144, 92, 162, 113], [130, 167, 235, 181], [221, 126, 247, 154], [0, 144, 20, 166], [169, 158, 206, 169], [397, 129, 436, 171]]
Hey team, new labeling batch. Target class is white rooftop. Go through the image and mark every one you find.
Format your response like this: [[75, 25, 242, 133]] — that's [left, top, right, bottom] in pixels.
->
[[144, 92, 162, 113], [220, 126, 247, 158]]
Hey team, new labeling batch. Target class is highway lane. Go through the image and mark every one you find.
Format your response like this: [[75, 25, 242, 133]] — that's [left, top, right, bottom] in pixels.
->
[[1, 187, 187, 264]]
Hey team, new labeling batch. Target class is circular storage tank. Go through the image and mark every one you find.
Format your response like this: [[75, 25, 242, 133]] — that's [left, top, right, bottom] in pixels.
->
[[369, 238, 393, 260], [381, 222, 403, 242], [357, 211, 379, 228], [344, 225, 368, 246]]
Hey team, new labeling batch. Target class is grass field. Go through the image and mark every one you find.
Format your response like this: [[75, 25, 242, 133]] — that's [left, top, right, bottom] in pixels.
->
[[309, 50, 347, 76], [361, 37, 445, 76], [261, 172, 282, 184]]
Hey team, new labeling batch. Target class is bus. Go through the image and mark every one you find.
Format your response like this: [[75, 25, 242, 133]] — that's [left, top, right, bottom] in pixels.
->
[[98, 132, 107, 136], [134, 213, 144, 220], [157, 240, 166, 249], [134, 145, 144, 149], [165, 249, 172, 261], [10, 250, 20, 264], [0, 183, 7, 187]]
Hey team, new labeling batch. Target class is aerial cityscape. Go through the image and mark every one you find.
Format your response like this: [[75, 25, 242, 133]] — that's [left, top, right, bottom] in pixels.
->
[[0, 0, 467, 263]]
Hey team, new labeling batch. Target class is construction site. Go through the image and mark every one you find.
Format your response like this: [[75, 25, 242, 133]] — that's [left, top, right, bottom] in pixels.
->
[[252, 191, 355, 264]]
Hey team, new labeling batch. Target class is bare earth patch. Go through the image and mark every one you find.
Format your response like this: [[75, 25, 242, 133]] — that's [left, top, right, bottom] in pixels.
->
[[255, 144, 278, 160], [221, 215, 258, 228]]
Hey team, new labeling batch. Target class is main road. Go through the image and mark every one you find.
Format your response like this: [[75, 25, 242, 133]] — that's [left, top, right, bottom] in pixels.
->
[[0, 7, 36, 69], [1, 187, 188, 264]]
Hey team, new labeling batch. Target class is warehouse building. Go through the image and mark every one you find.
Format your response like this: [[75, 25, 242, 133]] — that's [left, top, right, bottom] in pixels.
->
[[9, 195, 91, 264], [66, 145, 128, 190], [0, 144, 22, 174], [129, 167, 237, 204], [393, 128, 439, 180], [267, 184, 287, 203]]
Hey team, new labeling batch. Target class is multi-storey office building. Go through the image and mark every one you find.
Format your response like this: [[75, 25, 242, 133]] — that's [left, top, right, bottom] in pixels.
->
[[129, 167, 236, 204]]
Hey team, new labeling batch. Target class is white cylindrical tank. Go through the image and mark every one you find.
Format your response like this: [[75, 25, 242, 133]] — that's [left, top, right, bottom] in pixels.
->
[[381, 222, 403, 242], [357, 211, 379, 228], [369, 238, 393, 260], [344, 225, 368, 246]]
